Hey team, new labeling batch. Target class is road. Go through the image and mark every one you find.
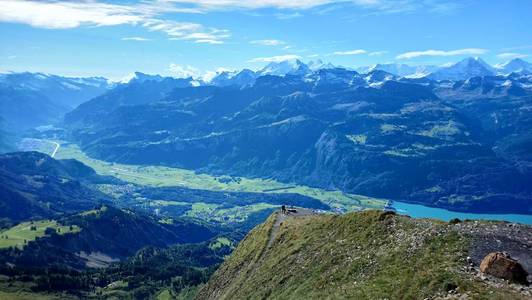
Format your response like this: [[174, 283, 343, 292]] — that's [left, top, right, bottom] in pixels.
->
[[50, 141, 60, 158]]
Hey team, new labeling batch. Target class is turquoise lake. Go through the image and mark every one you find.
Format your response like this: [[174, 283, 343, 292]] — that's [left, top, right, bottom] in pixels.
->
[[392, 201, 532, 225]]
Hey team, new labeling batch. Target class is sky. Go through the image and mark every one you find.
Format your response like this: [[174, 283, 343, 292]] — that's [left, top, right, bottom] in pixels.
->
[[0, 0, 531, 80]]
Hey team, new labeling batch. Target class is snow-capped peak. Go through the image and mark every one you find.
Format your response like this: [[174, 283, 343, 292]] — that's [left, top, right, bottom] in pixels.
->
[[259, 59, 311, 76], [307, 59, 336, 71], [427, 57, 496, 81], [119, 72, 164, 84], [495, 58, 532, 75]]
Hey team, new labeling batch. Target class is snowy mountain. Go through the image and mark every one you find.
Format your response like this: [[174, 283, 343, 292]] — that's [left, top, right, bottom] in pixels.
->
[[0, 72, 111, 108], [307, 59, 336, 71], [495, 58, 532, 75], [259, 59, 312, 76], [356, 63, 440, 78], [209, 69, 257, 87], [119, 72, 166, 84], [364, 70, 397, 86], [427, 57, 496, 81]]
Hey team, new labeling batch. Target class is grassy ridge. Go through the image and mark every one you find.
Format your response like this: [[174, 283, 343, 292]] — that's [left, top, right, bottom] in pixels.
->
[[198, 211, 528, 299]]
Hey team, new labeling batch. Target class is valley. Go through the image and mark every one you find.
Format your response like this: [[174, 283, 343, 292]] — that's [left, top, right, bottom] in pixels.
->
[[19, 138, 386, 222]]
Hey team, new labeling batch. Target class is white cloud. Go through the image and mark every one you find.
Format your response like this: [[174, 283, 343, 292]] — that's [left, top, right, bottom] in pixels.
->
[[368, 51, 388, 56], [247, 54, 302, 63], [275, 12, 304, 19], [396, 48, 488, 59], [203, 67, 235, 82], [0, 0, 229, 44], [168, 63, 201, 78], [0, 0, 143, 29], [496, 52, 529, 59], [332, 49, 367, 56], [162, 0, 458, 14], [501, 45, 532, 51], [250, 39, 286, 46], [163, 0, 335, 10], [144, 19, 229, 44], [122, 37, 151, 41]]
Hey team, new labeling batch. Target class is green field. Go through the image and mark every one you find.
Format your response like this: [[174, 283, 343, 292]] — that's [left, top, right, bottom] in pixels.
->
[[186, 202, 278, 223], [0, 220, 81, 249], [20, 139, 386, 212], [209, 237, 233, 250]]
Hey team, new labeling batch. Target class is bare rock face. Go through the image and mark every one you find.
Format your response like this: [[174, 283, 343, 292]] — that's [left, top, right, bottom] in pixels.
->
[[480, 252, 529, 284]]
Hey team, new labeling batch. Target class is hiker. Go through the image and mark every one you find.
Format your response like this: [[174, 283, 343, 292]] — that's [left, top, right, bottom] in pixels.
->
[[281, 205, 286, 214]]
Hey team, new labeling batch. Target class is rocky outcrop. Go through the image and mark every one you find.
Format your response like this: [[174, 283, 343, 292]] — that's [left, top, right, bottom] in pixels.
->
[[480, 252, 528, 284]]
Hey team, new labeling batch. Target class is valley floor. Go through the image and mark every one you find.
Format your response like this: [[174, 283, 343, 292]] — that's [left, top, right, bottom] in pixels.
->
[[18, 138, 386, 224]]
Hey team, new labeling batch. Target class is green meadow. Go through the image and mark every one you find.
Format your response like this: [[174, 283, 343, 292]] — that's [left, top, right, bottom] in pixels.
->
[[22, 139, 386, 213], [0, 220, 80, 249]]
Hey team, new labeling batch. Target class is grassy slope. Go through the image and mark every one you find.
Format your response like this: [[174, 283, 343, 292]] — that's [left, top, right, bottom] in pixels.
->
[[198, 211, 527, 300], [0, 220, 80, 249]]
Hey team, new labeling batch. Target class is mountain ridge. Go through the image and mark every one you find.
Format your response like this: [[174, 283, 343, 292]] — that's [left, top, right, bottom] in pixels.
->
[[62, 66, 532, 215], [197, 210, 532, 299]]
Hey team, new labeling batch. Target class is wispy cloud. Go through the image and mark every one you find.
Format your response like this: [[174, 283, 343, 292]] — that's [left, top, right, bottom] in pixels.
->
[[275, 12, 304, 19], [250, 39, 286, 46], [332, 49, 367, 56], [396, 48, 488, 59], [501, 45, 532, 52], [496, 52, 529, 59], [163, 0, 337, 10], [0, 0, 229, 44], [146, 19, 231, 44], [248, 54, 301, 63], [162, 0, 459, 14], [0, 0, 145, 29], [122, 37, 151, 41], [368, 51, 388, 56]]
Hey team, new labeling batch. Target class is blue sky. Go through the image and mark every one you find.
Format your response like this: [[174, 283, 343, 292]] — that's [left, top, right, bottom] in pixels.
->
[[0, 0, 531, 80]]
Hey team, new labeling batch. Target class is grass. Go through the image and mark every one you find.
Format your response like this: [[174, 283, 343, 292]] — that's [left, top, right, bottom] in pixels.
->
[[209, 237, 234, 250], [346, 134, 367, 145], [0, 220, 80, 249], [156, 289, 173, 300], [198, 211, 529, 300], [20, 139, 387, 213], [184, 202, 277, 224], [418, 120, 461, 139]]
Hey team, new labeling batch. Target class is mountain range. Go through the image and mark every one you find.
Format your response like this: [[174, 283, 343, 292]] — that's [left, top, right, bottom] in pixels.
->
[[0, 72, 111, 132], [57, 57, 532, 214], [2, 57, 532, 215], [1, 57, 530, 133]]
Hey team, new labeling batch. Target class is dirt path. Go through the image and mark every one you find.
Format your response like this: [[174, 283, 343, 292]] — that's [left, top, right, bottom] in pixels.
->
[[266, 208, 318, 249]]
